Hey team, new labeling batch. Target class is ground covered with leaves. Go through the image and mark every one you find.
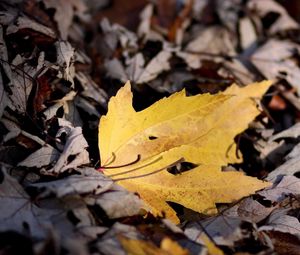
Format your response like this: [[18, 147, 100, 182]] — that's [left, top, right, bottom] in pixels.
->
[[1, 0, 300, 254]]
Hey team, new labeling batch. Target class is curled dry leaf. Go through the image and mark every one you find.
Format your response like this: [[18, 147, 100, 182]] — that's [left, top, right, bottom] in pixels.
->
[[5, 52, 47, 114], [177, 26, 236, 70], [84, 187, 144, 219], [76, 71, 108, 108], [184, 215, 243, 247], [1, 118, 21, 142], [266, 150, 300, 182], [248, 0, 299, 34], [223, 197, 276, 223], [55, 41, 75, 86], [43, 126, 89, 175], [252, 40, 300, 94], [259, 209, 300, 237], [99, 80, 272, 223], [6, 15, 56, 38], [260, 176, 300, 201], [270, 122, 300, 141], [105, 48, 172, 84], [239, 16, 257, 50], [42, 0, 89, 40]]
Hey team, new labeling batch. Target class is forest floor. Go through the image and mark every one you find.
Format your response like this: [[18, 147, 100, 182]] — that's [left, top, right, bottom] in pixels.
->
[[1, 0, 300, 254]]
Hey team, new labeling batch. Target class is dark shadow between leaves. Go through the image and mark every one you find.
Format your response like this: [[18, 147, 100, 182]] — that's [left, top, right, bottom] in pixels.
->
[[167, 162, 198, 175]]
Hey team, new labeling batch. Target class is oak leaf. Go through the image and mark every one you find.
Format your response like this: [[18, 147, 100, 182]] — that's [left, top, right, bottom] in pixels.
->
[[98, 81, 272, 223]]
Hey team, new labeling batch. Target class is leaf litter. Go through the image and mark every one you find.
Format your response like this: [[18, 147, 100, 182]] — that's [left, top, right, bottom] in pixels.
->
[[1, 0, 300, 254]]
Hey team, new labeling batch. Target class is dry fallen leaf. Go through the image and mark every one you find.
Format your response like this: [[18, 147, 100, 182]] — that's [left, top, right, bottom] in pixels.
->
[[252, 40, 300, 94], [39, 126, 90, 175], [30, 167, 143, 219], [95, 223, 141, 255], [105, 48, 172, 84], [55, 41, 75, 86], [248, 0, 299, 34], [266, 149, 300, 182], [184, 213, 243, 247], [98, 80, 272, 223], [0, 166, 64, 238], [259, 208, 300, 237], [6, 15, 56, 38], [260, 176, 300, 201], [18, 144, 60, 168], [42, 0, 88, 40]]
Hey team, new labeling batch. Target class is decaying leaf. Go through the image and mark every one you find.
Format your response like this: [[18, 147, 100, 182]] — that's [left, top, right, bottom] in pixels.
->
[[248, 0, 299, 34], [0, 164, 112, 245], [266, 148, 300, 182], [94, 223, 142, 255], [18, 144, 60, 168], [7, 53, 47, 114], [184, 215, 244, 247], [30, 167, 143, 219], [178, 26, 236, 70], [42, 126, 89, 175], [105, 47, 172, 84], [270, 122, 300, 141], [239, 16, 257, 50], [31, 167, 114, 197], [55, 41, 75, 86], [252, 40, 300, 94], [99, 80, 272, 222], [260, 123, 300, 181], [6, 15, 56, 38], [1, 117, 21, 142], [259, 209, 300, 237], [234, 197, 275, 223], [260, 176, 300, 202], [42, 0, 89, 40], [0, 167, 63, 238]]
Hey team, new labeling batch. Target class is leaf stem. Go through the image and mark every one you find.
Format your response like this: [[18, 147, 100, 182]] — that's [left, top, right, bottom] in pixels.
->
[[112, 158, 184, 181]]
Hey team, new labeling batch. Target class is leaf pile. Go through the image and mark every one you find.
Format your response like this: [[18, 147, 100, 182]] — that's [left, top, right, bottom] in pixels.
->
[[1, 0, 300, 254]]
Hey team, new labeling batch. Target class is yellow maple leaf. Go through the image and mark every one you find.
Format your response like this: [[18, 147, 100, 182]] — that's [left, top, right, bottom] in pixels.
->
[[160, 238, 190, 255], [98, 80, 272, 223], [118, 236, 190, 255], [199, 233, 224, 255]]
